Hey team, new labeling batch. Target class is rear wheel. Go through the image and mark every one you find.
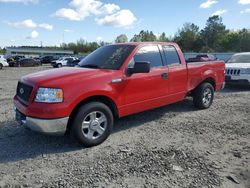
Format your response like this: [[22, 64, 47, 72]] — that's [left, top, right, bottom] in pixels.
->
[[71, 102, 114, 147], [0, 63, 3, 70], [193, 82, 214, 109]]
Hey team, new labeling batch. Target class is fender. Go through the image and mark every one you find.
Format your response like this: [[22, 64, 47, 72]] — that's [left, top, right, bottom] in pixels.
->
[[68, 89, 121, 117]]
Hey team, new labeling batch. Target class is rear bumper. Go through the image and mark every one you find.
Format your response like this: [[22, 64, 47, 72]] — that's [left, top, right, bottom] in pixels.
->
[[15, 107, 68, 135]]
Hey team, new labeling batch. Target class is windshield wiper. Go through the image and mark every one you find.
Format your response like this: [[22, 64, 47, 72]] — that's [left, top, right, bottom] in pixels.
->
[[80, 64, 100, 69]]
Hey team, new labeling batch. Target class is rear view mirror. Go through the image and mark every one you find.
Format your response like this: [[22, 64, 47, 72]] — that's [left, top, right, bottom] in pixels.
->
[[127, 61, 150, 75]]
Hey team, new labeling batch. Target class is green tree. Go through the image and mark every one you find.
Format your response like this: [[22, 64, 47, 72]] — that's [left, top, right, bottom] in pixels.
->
[[218, 32, 240, 52], [174, 23, 202, 52], [238, 29, 250, 52], [60, 39, 100, 54], [0, 47, 6, 54], [130, 34, 141, 42], [130, 30, 157, 42], [200, 15, 228, 52], [158, 32, 169, 42], [115, 34, 128, 43]]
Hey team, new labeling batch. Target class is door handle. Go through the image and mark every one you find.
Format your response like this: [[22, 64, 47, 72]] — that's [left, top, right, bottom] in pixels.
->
[[161, 73, 168, 80]]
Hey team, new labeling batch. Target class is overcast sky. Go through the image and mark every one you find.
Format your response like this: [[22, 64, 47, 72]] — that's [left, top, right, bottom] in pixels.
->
[[0, 0, 250, 47]]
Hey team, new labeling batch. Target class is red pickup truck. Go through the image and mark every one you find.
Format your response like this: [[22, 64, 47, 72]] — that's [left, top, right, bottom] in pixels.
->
[[14, 42, 225, 147]]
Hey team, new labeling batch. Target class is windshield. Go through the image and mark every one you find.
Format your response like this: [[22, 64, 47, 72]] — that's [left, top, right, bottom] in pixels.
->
[[228, 54, 250, 63], [78, 44, 136, 70]]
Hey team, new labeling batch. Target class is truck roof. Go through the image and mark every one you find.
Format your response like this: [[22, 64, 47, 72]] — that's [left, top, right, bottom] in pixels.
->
[[111, 42, 178, 46]]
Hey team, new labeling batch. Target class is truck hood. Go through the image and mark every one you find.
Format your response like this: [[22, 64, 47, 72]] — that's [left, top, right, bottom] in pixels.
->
[[56, 59, 66, 63], [226, 63, 250, 69], [21, 67, 117, 85]]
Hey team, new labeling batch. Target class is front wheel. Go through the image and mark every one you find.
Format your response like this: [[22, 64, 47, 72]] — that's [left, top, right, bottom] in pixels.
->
[[0, 63, 3, 70], [193, 82, 214, 109], [71, 102, 114, 147], [57, 63, 62, 68]]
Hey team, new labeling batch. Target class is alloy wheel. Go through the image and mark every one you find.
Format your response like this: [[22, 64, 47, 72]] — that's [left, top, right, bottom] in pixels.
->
[[81, 111, 107, 140]]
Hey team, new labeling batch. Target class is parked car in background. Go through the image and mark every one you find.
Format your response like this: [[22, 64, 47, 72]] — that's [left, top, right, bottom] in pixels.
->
[[7, 55, 25, 63], [51, 57, 78, 68], [41, 56, 58, 64], [67, 59, 80, 67], [187, 54, 217, 62], [33, 57, 41, 61], [9, 58, 41, 67], [225, 52, 250, 85], [0, 55, 8, 69], [14, 42, 225, 147]]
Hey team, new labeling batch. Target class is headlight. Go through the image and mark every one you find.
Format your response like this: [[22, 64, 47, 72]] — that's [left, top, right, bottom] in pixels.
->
[[35, 88, 63, 103], [241, 68, 250, 74]]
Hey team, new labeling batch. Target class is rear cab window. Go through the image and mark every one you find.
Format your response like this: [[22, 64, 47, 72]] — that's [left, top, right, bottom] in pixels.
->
[[133, 45, 163, 69], [162, 45, 181, 66]]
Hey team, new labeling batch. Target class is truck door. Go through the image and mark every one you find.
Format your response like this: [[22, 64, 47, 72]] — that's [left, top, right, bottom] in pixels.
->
[[162, 45, 188, 97], [121, 45, 169, 115]]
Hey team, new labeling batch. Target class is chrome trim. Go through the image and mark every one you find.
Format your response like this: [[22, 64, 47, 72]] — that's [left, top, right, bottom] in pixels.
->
[[21, 120, 27, 125], [24, 117, 69, 135], [13, 106, 17, 113], [112, 78, 123, 83], [221, 82, 225, 90]]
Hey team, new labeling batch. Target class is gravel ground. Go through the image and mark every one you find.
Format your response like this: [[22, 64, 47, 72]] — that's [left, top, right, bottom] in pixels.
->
[[0, 66, 249, 188]]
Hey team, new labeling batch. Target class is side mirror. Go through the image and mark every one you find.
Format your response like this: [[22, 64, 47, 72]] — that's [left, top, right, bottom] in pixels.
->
[[127, 61, 150, 75]]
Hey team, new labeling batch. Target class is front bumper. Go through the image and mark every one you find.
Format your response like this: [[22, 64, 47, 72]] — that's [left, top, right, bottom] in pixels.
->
[[15, 107, 68, 135], [225, 75, 250, 85], [51, 62, 57, 66]]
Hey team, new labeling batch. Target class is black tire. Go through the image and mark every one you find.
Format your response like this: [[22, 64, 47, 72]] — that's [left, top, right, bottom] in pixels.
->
[[71, 102, 114, 147], [193, 82, 214, 109], [57, 63, 62, 68], [0, 63, 3, 70]]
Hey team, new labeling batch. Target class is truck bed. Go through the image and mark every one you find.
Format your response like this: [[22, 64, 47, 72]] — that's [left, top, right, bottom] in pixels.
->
[[187, 60, 225, 92]]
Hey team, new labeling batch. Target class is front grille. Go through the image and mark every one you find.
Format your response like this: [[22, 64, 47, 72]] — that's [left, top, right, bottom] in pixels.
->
[[16, 82, 33, 103], [226, 69, 241, 75]]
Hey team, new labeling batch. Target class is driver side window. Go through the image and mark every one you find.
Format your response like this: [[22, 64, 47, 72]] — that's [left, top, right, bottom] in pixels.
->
[[133, 45, 163, 68]]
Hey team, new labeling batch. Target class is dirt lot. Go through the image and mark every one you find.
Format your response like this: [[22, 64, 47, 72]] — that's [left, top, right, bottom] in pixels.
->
[[0, 66, 249, 188]]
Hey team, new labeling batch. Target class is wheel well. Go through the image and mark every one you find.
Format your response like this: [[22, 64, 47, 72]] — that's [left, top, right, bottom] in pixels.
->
[[202, 78, 216, 90], [189, 77, 216, 96], [66, 95, 118, 133]]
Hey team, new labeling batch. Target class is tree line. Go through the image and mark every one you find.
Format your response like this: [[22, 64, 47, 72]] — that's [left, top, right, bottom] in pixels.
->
[[172, 16, 250, 52], [124, 16, 250, 53], [1, 15, 249, 54], [64, 15, 250, 53]]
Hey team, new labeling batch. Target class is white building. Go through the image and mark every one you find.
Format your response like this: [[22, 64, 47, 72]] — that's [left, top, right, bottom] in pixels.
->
[[5, 47, 74, 58]]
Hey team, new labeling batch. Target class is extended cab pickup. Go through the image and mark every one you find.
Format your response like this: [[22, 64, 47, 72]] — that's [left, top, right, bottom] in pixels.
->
[[14, 42, 225, 147]]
